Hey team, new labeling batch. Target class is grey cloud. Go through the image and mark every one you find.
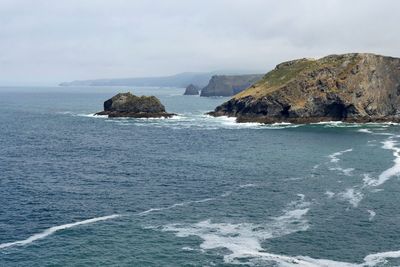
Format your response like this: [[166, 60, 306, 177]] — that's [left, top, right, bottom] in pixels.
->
[[0, 0, 399, 85]]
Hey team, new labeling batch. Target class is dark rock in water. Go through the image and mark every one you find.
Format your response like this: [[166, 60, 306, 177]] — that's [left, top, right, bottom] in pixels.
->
[[200, 74, 263, 97], [208, 53, 400, 124], [184, 84, 200, 95], [96, 92, 176, 118]]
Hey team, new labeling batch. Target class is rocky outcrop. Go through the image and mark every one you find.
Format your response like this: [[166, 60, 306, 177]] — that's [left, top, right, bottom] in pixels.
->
[[208, 53, 400, 123], [96, 92, 175, 118], [200, 74, 263, 97], [183, 84, 200, 95]]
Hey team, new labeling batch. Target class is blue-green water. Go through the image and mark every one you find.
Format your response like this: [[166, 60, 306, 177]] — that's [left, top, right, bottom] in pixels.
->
[[1, 86, 400, 266]]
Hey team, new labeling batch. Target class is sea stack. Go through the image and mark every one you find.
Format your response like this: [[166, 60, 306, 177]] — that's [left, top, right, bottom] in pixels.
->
[[183, 84, 200, 95], [208, 53, 400, 123], [96, 92, 175, 118]]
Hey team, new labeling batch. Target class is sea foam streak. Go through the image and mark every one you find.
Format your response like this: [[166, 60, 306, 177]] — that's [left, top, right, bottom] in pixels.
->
[[362, 137, 400, 187], [163, 195, 313, 266], [327, 148, 355, 177], [0, 214, 120, 249], [138, 183, 257, 215], [328, 149, 353, 163], [159, 186, 400, 266], [138, 198, 215, 215], [0, 184, 252, 250]]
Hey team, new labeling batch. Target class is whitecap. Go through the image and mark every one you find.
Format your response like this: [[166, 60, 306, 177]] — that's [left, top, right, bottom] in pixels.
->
[[0, 214, 120, 249], [327, 149, 355, 176], [358, 129, 373, 134], [338, 188, 363, 208], [313, 164, 320, 170], [239, 183, 257, 188], [221, 191, 233, 197], [328, 149, 353, 163], [329, 167, 355, 176], [367, 210, 376, 221], [325, 191, 335, 199]]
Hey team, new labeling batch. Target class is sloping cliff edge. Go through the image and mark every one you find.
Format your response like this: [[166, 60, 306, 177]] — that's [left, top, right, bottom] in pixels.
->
[[208, 53, 400, 123], [200, 74, 263, 97]]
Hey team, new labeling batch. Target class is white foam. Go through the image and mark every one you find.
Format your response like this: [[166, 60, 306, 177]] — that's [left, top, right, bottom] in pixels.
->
[[162, 196, 314, 266], [358, 129, 373, 134], [313, 164, 320, 170], [314, 121, 343, 125], [338, 188, 363, 208], [363, 250, 400, 266], [138, 198, 215, 215], [221, 191, 233, 197], [215, 116, 264, 129], [163, 206, 400, 267], [181, 246, 196, 251], [363, 137, 400, 187], [367, 210, 376, 221], [239, 183, 257, 188], [77, 113, 108, 118], [328, 149, 353, 163], [362, 174, 375, 187], [357, 128, 394, 136], [329, 167, 355, 176], [325, 191, 335, 198], [327, 149, 355, 177], [0, 214, 120, 249]]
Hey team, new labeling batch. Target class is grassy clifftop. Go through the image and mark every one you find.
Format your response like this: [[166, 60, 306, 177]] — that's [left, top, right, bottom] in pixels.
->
[[209, 53, 400, 123], [235, 54, 360, 99]]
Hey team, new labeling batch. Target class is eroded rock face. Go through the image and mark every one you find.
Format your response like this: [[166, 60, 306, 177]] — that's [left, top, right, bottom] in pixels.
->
[[96, 92, 175, 118], [184, 84, 200, 95], [208, 53, 400, 123], [200, 75, 263, 97]]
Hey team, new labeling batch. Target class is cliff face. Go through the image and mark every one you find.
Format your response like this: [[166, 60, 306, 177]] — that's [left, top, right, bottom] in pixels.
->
[[209, 53, 400, 123], [96, 92, 175, 118], [200, 74, 263, 97], [183, 84, 200, 95]]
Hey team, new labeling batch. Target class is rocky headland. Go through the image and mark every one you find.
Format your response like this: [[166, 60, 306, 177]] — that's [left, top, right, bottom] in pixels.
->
[[200, 74, 263, 97], [96, 92, 175, 118], [208, 53, 400, 123]]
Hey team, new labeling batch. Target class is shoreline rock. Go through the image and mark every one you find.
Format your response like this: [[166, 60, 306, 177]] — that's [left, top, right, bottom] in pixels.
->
[[208, 53, 400, 124], [96, 92, 176, 118]]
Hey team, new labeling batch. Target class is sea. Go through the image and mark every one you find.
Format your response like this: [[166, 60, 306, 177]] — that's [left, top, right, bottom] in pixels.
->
[[1, 86, 400, 266]]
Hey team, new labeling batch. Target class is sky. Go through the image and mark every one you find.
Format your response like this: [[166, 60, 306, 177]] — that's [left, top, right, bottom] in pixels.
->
[[1, 0, 400, 85]]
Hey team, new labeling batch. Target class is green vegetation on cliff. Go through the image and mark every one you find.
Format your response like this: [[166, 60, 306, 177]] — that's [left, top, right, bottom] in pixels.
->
[[210, 53, 400, 123]]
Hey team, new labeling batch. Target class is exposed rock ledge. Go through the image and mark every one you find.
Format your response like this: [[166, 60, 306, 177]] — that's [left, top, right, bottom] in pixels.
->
[[96, 92, 175, 118], [208, 53, 400, 123]]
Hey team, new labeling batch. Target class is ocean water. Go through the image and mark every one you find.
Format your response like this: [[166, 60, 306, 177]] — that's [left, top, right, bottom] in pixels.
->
[[1, 86, 400, 266]]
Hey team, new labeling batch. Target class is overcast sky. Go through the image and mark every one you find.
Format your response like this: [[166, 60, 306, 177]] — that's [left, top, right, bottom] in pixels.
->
[[1, 0, 400, 85]]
